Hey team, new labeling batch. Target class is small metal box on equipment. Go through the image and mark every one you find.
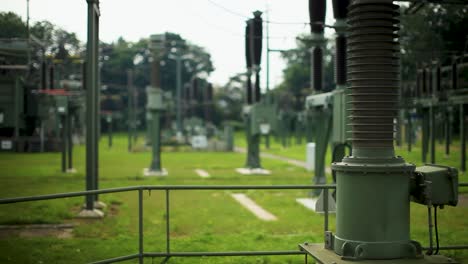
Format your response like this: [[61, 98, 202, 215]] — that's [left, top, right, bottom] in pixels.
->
[[146, 87, 165, 111]]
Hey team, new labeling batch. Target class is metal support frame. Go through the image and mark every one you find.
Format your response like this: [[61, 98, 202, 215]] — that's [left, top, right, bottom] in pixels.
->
[[127, 69, 136, 152], [406, 110, 413, 152], [460, 104, 466, 172], [67, 112, 73, 171], [430, 106, 436, 164], [444, 107, 452, 156], [175, 55, 182, 137], [61, 114, 67, 172], [107, 115, 112, 148], [244, 113, 261, 169], [85, 0, 100, 210], [13, 77, 21, 150], [422, 108, 430, 163], [311, 108, 332, 195], [0, 184, 467, 264], [149, 110, 162, 172]]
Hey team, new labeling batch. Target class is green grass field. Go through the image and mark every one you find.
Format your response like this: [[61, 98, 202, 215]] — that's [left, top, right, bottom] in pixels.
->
[[0, 132, 467, 263]]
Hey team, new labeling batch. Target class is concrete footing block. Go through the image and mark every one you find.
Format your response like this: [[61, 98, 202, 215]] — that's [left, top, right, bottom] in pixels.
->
[[143, 168, 168, 177], [76, 209, 104, 219], [82, 201, 107, 210], [296, 191, 336, 213], [66, 168, 77, 174], [93, 201, 107, 209], [236, 168, 271, 175]]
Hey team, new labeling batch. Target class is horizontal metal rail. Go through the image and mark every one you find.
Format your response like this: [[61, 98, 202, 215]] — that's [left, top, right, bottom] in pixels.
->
[[145, 250, 305, 257], [0, 184, 336, 204]]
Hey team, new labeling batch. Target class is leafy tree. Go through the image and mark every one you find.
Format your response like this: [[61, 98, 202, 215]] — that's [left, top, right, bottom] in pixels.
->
[[0, 12, 27, 38], [217, 72, 245, 122], [276, 34, 335, 111]]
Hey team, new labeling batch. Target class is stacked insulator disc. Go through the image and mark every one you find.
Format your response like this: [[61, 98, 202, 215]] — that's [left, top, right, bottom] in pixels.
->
[[312, 47, 323, 91], [347, 0, 399, 148], [335, 35, 347, 85]]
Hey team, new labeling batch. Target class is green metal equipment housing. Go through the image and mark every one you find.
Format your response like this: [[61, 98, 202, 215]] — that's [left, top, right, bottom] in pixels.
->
[[249, 102, 277, 136]]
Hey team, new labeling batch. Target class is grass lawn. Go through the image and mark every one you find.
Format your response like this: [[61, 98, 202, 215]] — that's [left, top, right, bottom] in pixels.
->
[[0, 133, 467, 263]]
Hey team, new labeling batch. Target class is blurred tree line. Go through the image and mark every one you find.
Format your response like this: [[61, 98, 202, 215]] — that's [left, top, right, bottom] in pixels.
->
[[1, 12, 240, 130], [400, 4, 468, 81], [0, 11, 82, 81]]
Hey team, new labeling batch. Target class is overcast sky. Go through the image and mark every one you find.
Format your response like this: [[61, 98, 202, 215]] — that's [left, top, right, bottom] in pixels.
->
[[2, 0, 335, 89]]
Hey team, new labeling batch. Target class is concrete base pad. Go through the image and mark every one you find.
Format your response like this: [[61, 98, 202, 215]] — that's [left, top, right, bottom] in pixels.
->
[[76, 209, 104, 219], [66, 168, 77, 174], [236, 168, 271, 175], [296, 198, 320, 211], [94, 201, 107, 209], [296, 191, 336, 213], [143, 168, 168, 177], [82, 201, 107, 210]]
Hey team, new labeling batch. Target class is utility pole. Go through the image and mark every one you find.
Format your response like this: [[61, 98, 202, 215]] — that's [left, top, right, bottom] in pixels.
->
[[127, 69, 133, 152], [265, 4, 270, 96], [176, 55, 182, 140], [168, 51, 183, 141], [264, 4, 271, 149], [78, 0, 104, 218]]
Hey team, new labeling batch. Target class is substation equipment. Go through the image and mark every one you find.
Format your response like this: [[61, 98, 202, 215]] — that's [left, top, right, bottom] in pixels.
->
[[276, 108, 294, 148], [240, 11, 277, 174], [127, 69, 139, 151], [101, 110, 114, 149], [0, 39, 37, 152], [0, 37, 85, 162], [37, 77, 84, 173], [144, 34, 170, 176], [299, 0, 460, 263], [401, 55, 468, 172], [100, 85, 126, 149], [304, 0, 350, 197], [182, 76, 234, 151]]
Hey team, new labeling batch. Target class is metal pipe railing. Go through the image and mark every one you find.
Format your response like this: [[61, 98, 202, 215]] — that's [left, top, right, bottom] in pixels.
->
[[1, 183, 467, 264]]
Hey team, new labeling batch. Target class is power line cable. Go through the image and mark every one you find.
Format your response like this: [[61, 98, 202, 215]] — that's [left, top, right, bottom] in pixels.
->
[[205, 0, 309, 25], [188, 7, 303, 40]]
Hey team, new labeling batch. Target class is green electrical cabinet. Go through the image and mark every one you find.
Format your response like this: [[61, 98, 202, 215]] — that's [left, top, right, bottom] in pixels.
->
[[250, 103, 277, 136]]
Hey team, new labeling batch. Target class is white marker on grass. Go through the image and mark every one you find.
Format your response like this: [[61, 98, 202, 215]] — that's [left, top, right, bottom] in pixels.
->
[[195, 169, 210, 178], [231, 193, 277, 221]]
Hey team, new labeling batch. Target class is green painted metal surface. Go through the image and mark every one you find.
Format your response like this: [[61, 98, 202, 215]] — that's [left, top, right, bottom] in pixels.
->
[[333, 155, 418, 259], [249, 103, 276, 136], [244, 107, 261, 169], [412, 165, 458, 207], [85, 0, 100, 210], [305, 91, 333, 195], [146, 87, 167, 172]]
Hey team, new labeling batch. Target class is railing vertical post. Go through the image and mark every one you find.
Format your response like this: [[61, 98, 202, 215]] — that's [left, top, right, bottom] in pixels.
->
[[166, 189, 170, 254], [430, 106, 436, 164], [138, 189, 144, 264], [324, 188, 329, 233], [461, 104, 466, 172]]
